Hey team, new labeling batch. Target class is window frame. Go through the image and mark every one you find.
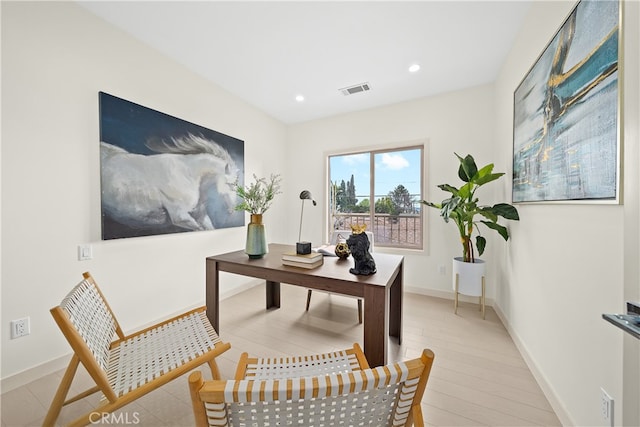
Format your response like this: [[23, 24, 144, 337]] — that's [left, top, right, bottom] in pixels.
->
[[326, 142, 426, 252]]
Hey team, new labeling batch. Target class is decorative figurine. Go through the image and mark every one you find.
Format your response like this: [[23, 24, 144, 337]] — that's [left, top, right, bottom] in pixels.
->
[[346, 224, 376, 275], [334, 234, 351, 259]]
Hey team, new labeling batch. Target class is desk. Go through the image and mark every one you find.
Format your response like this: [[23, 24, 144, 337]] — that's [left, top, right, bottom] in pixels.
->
[[206, 243, 403, 367]]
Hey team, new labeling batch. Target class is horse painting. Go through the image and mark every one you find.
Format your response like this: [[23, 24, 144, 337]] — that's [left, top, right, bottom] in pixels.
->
[[101, 133, 243, 239]]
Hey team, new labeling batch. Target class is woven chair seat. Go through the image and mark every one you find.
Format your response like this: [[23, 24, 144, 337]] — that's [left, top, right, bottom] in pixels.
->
[[107, 310, 222, 398]]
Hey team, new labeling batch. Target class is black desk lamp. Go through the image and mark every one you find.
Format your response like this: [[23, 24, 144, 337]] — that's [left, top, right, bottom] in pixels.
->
[[296, 190, 316, 254]]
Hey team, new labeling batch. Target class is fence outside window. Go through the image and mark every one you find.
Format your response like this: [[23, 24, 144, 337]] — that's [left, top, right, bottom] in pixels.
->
[[332, 212, 422, 249]]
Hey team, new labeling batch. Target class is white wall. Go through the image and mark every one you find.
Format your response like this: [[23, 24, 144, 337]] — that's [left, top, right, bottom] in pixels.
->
[[286, 84, 502, 298], [494, 1, 640, 426], [1, 2, 288, 386]]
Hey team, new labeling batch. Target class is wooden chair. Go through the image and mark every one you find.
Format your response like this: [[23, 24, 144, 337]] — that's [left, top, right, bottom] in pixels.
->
[[306, 230, 375, 323], [189, 347, 435, 427], [44, 272, 231, 427]]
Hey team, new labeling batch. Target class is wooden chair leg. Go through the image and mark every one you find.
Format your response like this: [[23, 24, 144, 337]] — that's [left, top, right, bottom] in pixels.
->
[[43, 354, 81, 427], [188, 371, 208, 427], [306, 289, 312, 311], [208, 358, 222, 380], [409, 403, 425, 427], [357, 299, 362, 324]]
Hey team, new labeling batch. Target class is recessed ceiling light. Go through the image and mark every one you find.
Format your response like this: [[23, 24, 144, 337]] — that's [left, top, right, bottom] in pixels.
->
[[408, 64, 421, 73], [295, 95, 305, 102]]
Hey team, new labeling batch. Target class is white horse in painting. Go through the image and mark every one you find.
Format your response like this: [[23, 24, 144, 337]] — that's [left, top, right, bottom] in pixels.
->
[[101, 133, 240, 232]]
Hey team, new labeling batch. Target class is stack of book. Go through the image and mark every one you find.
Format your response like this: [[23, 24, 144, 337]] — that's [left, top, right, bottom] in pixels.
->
[[282, 251, 324, 269]]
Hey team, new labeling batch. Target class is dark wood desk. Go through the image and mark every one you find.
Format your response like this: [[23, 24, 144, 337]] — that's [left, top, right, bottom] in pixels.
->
[[206, 243, 403, 367]]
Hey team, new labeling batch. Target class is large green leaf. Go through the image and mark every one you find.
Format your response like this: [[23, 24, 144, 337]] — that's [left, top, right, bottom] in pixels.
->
[[422, 201, 442, 209], [476, 236, 486, 256], [492, 203, 520, 220], [437, 184, 459, 196], [458, 182, 473, 200], [474, 163, 494, 179], [481, 220, 509, 240], [474, 172, 504, 186], [478, 208, 498, 223], [456, 153, 477, 183], [441, 197, 461, 221]]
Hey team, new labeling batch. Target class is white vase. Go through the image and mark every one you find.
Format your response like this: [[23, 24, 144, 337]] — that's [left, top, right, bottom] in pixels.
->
[[452, 257, 486, 319]]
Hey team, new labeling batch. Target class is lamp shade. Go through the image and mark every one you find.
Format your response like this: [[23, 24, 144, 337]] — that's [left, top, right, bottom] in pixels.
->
[[299, 190, 317, 205], [298, 190, 316, 252]]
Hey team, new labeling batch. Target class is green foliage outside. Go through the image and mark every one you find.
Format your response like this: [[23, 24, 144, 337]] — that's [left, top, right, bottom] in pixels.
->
[[332, 175, 416, 216]]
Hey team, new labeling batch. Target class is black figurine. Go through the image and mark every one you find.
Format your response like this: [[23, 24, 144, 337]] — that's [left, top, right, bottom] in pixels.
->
[[346, 226, 376, 275]]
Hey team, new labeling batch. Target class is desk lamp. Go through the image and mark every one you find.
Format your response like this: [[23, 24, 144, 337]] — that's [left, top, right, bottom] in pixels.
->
[[296, 190, 316, 254]]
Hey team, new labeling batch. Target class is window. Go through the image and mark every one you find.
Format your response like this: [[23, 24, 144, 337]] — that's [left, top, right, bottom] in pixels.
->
[[328, 145, 424, 250]]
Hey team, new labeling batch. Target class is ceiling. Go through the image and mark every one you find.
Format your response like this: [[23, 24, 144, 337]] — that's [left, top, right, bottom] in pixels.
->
[[78, 1, 532, 124]]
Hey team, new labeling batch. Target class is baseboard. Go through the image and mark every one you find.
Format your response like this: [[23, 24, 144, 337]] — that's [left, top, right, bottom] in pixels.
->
[[219, 278, 263, 300], [0, 280, 264, 394], [404, 285, 495, 307], [493, 304, 574, 426], [1, 353, 71, 394]]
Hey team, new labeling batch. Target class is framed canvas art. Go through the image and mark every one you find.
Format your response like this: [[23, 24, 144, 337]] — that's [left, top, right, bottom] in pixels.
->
[[512, 0, 621, 203], [99, 92, 245, 240]]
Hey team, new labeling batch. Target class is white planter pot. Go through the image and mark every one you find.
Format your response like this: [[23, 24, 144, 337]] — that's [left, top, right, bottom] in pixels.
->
[[452, 257, 485, 297], [452, 257, 486, 318]]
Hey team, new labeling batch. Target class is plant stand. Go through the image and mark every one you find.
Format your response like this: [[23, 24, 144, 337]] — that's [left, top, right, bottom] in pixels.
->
[[452, 257, 486, 319], [454, 274, 485, 319]]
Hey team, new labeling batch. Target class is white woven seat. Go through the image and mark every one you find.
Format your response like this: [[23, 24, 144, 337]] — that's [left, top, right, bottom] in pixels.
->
[[235, 343, 369, 380], [189, 348, 434, 427], [44, 272, 231, 427]]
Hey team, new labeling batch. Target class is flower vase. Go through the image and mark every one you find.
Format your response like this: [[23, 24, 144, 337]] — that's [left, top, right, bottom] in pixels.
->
[[245, 214, 267, 259]]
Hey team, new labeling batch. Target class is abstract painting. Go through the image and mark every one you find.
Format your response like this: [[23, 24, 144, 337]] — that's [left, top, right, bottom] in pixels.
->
[[513, 0, 620, 203], [99, 92, 245, 240]]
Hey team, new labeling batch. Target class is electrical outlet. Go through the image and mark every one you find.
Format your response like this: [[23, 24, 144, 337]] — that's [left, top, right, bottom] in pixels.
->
[[601, 388, 614, 427], [438, 265, 446, 275], [10, 317, 30, 339]]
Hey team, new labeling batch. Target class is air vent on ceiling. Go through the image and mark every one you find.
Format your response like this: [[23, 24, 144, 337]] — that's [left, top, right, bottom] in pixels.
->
[[339, 82, 371, 96]]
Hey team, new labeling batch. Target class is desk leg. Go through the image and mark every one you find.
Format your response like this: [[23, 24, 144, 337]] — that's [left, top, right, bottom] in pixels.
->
[[205, 259, 220, 332], [363, 285, 386, 367], [389, 262, 403, 344], [266, 280, 281, 309]]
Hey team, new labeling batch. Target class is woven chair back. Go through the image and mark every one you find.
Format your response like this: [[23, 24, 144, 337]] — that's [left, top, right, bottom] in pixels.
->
[[199, 359, 427, 426], [59, 278, 118, 372]]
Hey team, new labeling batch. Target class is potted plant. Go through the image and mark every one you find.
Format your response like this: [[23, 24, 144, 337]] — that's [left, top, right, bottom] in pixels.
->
[[421, 153, 519, 315], [234, 173, 282, 258]]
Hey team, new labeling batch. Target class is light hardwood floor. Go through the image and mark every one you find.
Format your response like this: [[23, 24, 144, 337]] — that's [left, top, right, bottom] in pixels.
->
[[1, 284, 561, 426]]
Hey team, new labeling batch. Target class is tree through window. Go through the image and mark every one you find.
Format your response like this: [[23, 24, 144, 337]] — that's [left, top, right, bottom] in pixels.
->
[[328, 146, 424, 249]]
